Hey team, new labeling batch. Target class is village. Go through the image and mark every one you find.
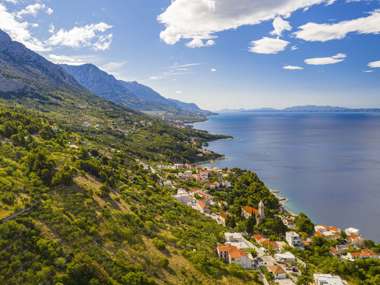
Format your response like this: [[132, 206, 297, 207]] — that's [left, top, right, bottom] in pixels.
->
[[146, 161, 380, 285]]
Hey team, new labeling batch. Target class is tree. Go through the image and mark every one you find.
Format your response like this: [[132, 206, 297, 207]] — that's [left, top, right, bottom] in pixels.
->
[[121, 272, 156, 285], [295, 213, 314, 236], [26, 150, 56, 185], [246, 215, 256, 235]]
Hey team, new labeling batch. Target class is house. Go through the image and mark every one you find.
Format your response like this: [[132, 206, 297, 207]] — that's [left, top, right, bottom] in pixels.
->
[[345, 227, 360, 236], [216, 244, 253, 269], [268, 265, 287, 279], [315, 225, 341, 240], [253, 234, 283, 252], [208, 182, 220, 190], [242, 206, 258, 219], [198, 170, 209, 181], [313, 274, 345, 285], [345, 228, 364, 247], [194, 199, 210, 214], [179, 170, 193, 179], [241, 202, 265, 224], [286, 232, 304, 249], [281, 215, 296, 229], [173, 189, 193, 206], [275, 252, 296, 264], [224, 232, 256, 250], [347, 234, 364, 247], [329, 245, 349, 257], [345, 249, 380, 261]]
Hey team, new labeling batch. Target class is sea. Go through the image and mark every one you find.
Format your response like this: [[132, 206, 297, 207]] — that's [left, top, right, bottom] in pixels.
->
[[194, 111, 380, 241]]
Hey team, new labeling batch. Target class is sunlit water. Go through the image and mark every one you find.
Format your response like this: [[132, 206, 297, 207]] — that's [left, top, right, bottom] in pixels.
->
[[194, 112, 380, 241]]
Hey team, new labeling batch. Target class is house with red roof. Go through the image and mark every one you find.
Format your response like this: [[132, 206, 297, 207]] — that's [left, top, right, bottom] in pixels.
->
[[268, 265, 287, 280], [345, 249, 380, 261], [315, 225, 342, 240], [216, 244, 253, 269], [242, 206, 258, 219]]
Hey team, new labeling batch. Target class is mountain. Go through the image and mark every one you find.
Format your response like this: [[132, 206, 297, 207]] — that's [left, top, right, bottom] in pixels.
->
[[0, 30, 82, 95], [0, 28, 121, 124], [222, 105, 380, 113], [0, 29, 222, 160], [284, 105, 355, 112], [61, 63, 212, 121]]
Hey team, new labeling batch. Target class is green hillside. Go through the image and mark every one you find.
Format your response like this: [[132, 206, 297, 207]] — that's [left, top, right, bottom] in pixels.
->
[[0, 102, 260, 285]]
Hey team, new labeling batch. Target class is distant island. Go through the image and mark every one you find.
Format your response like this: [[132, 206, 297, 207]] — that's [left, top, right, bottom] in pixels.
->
[[220, 105, 380, 113]]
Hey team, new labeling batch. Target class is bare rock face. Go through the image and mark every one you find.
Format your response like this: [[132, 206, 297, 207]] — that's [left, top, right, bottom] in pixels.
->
[[0, 29, 83, 95]]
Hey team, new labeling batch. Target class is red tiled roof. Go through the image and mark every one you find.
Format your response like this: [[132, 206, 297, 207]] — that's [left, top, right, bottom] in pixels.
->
[[253, 234, 265, 240], [347, 234, 362, 242], [217, 244, 247, 259], [351, 249, 377, 258], [197, 199, 207, 209], [242, 206, 258, 215], [268, 265, 285, 275]]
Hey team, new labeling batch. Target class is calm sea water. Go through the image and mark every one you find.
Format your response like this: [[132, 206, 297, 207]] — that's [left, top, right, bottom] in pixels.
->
[[194, 112, 380, 241]]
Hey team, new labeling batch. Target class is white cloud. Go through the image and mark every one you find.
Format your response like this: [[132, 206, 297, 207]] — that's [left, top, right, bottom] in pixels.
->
[[304, 53, 346, 65], [283, 65, 304, 70], [368, 60, 380, 68], [46, 7, 53, 16], [249, 37, 289, 54], [3, 0, 19, 4], [364, 70, 373, 73], [149, 63, 201, 80], [93, 34, 113, 51], [0, 3, 48, 51], [100, 60, 128, 79], [186, 38, 215, 48], [295, 10, 380, 42], [175, 90, 183, 94], [47, 54, 92, 65], [158, 0, 335, 46], [16, 3, 53, 18], [101, 61, 128, 72], [211, 68, 217, 72], [271, 16, 292, 37], [48, 24, 55, 33], [47, 23, 113, 50]]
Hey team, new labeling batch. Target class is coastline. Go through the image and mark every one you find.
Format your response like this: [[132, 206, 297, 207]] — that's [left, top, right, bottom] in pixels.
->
[[193, 117, 297, 215], [193, 113, 380, 241]]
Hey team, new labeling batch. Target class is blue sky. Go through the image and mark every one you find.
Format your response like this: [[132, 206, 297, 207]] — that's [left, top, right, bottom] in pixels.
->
[[0, 0, 380, 110]]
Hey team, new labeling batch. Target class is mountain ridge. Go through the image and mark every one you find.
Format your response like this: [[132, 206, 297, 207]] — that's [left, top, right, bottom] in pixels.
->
[[220, 105, 380, 113], [61, 63, 212, 121]]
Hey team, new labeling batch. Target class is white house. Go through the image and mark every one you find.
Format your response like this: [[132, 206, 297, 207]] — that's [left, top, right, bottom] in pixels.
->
[[173, 189, 193, 206], [275, 252, 296, 264], [345, 227, 360, 236], [313, 274, 345, 285], [224, 232, 256, 250], [286, 231, 304, 249]]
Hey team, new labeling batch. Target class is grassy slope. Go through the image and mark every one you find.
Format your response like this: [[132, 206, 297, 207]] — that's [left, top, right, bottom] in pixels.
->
[[0, 103, 259, 285]]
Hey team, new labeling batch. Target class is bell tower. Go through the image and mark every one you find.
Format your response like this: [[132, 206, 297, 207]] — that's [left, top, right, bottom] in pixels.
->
[[256, 200, 265, 225]]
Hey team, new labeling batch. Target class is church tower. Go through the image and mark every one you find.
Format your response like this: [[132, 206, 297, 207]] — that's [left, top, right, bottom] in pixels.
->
[[256, 200, 265, 225]]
